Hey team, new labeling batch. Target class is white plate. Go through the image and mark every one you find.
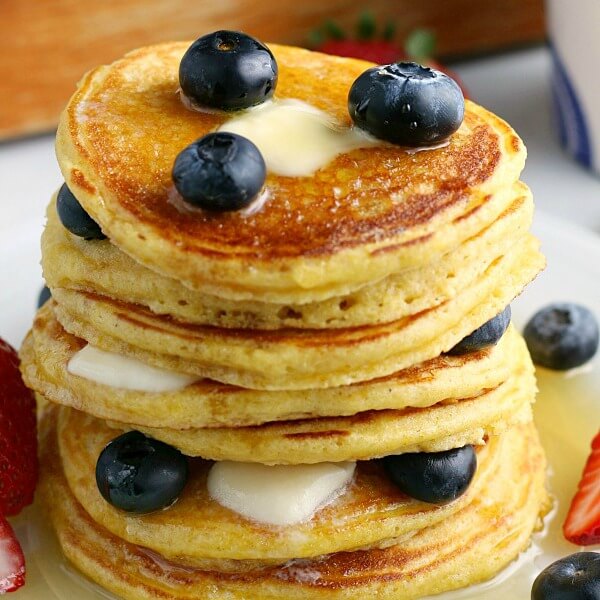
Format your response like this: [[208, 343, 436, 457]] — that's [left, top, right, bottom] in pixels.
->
[[5, 210, 600, 599]]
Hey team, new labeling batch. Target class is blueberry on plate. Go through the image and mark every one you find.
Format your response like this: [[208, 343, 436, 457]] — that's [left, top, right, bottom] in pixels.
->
[[37, 285, 51, 308], [448, 306, 512, 356], [56, 183, 106, 240], [381, 444, 476, 504], [531, 552, 600, 600], [172, 132, 266, 212], [179, 30, 278, 111], [524, 303, 599, 370], [96, 431, 188, 514], [348, 61, 464, 146]]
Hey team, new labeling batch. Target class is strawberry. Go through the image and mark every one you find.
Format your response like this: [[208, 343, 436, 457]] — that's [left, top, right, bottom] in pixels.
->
[[563, 431, 600, 545], [312, 12, 403, 65], [0, 338, 37, 516], [317, 39, 403, 65], [0, 515, 25, 593], [311, 16, 469, 98]]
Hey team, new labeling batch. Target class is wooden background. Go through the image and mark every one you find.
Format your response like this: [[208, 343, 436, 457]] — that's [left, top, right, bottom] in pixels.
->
[[1, 0, 545, 140]]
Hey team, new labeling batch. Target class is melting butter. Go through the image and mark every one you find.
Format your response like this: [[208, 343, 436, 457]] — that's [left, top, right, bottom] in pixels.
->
[[207, 461, 356, 526], [218, 99, 379, 176], [67, 345, 198, 392]]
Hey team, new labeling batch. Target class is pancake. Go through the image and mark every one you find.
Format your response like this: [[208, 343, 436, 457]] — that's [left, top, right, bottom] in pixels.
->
[[58, 405, 522, 564], [56, 42, 527, 302], [42, 184, 534, 330], [40, 409, 549, 599], [51, 234, 544, 390], [34, 35, 549, 600], [21, 307, 526, 428], [103, 363, 536, 464]]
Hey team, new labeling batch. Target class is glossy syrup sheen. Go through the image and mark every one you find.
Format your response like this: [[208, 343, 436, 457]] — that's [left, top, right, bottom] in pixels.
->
[[59, 43, 520, 259], [8, 363, 598, 600]]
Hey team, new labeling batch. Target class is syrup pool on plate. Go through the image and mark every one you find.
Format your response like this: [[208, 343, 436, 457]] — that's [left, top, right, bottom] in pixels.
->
[[421, 363, 600, 599]]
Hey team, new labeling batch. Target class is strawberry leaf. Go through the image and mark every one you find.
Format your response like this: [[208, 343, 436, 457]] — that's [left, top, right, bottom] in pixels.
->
[[405, 28, 437, 61], [356, 11, 376, 40], [324, 20, 346, 40], [308, 29, 325, 47], [382, 21, 396, 42]]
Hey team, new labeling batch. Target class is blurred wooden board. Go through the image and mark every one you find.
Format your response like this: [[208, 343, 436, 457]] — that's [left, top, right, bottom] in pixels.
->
[[1, 0, 544, 140]]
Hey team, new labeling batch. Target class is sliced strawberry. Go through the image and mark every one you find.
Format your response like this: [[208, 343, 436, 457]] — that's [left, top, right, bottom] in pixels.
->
[[0, 515, 25, 593], [564, 432, 600, 545], [0, 339, 37, 516]]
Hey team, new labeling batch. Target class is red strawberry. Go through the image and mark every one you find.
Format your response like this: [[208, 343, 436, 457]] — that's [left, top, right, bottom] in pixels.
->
[[0, 338, 37, 516], [313, 19, 469, 98], [0, 515, 25, 593], [564, 431, 600, 545], [317, 39, 403, 65]]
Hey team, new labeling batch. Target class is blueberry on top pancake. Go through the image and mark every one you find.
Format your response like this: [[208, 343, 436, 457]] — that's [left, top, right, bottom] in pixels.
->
[[56, 43, 526, 299]]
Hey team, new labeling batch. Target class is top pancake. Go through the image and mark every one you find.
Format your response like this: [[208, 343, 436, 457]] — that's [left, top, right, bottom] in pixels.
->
[[56, 42, 526, 301]]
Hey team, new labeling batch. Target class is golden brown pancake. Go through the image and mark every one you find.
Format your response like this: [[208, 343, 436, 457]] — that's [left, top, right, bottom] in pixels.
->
[[30, 34, 549, 600], [42, 184, 533, 329], [56, 42, 527, 302], [21, 307, 526, 429], [56, 405, 520, 564], [39, 408, 549, 599], [50, 234, 543, 390], [105, 367, 534, 463]]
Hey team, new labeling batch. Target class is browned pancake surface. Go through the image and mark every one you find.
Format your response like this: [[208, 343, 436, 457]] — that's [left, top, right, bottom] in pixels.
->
[[60, 43, 522, 261]]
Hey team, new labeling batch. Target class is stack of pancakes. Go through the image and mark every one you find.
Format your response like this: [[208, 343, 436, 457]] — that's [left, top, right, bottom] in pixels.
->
[[20, 43, 549, 599]]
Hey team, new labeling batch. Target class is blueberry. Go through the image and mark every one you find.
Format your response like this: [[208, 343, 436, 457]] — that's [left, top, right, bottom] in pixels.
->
[[37, 285, 51, 308], [532, 552, 600, 600], [96, 431, 188, 514], [448, 306, 512, 356], [179, 31, 278, 111], [524, 303, 599, 370], [56, 183, 106, 240], [348, 61, 464, 146], [381, 444, 476, 504], [172, 132, 266, 211]]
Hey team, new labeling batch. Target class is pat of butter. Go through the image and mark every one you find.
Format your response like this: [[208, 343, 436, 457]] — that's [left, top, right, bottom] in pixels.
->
[[67, 345, 198, 392], [218, 99, 379, 176], [207, 461, 356, 526]]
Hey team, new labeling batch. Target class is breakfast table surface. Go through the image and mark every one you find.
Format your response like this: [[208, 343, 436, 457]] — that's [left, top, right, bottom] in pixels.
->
[[0, 45, 599, 340]]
